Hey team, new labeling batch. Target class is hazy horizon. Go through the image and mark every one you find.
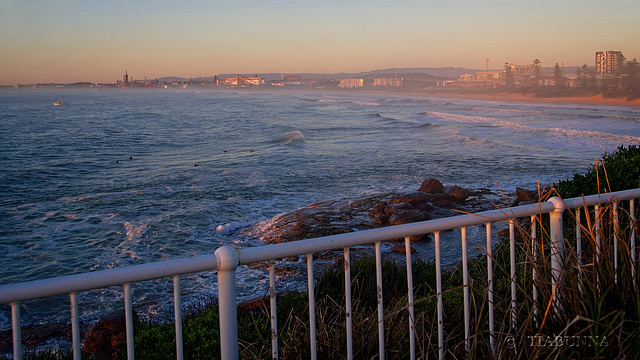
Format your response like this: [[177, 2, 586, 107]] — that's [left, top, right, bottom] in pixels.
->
[[1, 0, 638, 85]]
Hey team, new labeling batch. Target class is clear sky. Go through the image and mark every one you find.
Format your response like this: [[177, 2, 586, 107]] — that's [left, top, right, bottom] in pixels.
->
[[1, 0, 638, 85]]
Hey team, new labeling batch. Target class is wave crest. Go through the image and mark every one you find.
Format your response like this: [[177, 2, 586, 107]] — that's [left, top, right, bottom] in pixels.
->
[[273, 130, 306, 145]]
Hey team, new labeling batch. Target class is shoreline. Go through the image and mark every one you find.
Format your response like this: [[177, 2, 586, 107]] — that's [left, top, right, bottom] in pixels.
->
[[358, 88, 640, 108], [430, 92, 640, 108]]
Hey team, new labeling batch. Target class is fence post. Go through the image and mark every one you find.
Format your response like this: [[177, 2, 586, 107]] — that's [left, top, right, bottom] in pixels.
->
[[215, 245, 240, 360], [548, 197, 566, 314]]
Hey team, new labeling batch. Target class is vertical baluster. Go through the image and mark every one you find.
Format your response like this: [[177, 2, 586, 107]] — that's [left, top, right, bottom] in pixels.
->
[[404, 236, 415, 359], [595, 204, 602, 262], [70, 292, 81, 360], [269, 260, 279, 360], [173, 276, 184, 360], [435, 231, 444, 360], [307, 253, 317, 360], [124, 283, 135, 360], [461, 228, 470, 353], [576, 208, 583, 282], [485, 223, 495, 358], [631, 200, 637, 289], [375, 241, 385, 360], [531, 215, 538, 323], [614, 202, 619, 283], [509, 219, 517, 329], [216, 245, 239, 360], [344, 248, 353, 360], [549, 197, 566, 315], [11, 302, 22, 360]]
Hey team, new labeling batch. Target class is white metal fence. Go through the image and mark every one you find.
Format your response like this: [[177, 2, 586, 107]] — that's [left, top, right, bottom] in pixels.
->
[[1, 189, 639, 359]]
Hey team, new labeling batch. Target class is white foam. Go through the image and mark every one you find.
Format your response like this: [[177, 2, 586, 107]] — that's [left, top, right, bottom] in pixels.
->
[[317, 99, 380, 106], [273, 130, 306, 145]]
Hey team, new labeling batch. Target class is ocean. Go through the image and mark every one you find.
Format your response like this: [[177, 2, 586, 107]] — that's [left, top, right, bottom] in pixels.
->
[[1, 88, 639, 329]]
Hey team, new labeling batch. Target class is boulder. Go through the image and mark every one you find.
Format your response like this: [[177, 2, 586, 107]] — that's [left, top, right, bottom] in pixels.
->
[[418, 178, 444, 194], [430, 193, 454, 209], [367, 201, 387, 217], [373, 213, 388, 225], [384, 202, 414, 217], [388, 192, 433, 211], [83, 309, 139, 360], [514, 187, 539, 205], [388, 209, 430, 226], [445, 185, 468, 204]]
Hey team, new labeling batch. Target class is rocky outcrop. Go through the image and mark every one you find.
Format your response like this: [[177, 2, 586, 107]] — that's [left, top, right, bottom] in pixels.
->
[[418, 178, 444, 194], [243, 198, 382, 244], [83, 309, 139, 360], [243, 178, 485, 247]]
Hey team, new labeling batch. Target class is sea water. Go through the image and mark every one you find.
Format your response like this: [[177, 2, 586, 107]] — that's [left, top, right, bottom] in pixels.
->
[[1, 88, 639, 329]]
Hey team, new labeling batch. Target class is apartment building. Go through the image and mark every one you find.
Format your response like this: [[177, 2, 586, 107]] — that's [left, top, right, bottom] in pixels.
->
[[596, 51, 624, 75]]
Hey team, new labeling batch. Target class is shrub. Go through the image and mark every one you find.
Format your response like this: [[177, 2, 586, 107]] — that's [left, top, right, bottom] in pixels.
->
[[555, 145, 640, 198]]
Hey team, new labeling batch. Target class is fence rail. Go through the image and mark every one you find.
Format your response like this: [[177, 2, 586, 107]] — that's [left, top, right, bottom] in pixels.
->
[[2, 189, 639, 359]]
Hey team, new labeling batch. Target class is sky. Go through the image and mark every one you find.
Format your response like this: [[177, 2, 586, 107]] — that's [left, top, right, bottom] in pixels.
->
[[1, 0, 639, 85]]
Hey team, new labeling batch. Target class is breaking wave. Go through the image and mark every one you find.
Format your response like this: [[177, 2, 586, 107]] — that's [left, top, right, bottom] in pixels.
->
[[272, 130, 306, 145]]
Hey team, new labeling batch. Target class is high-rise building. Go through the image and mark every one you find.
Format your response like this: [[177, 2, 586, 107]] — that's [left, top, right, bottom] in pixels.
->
[[596, 51, 624, 75]]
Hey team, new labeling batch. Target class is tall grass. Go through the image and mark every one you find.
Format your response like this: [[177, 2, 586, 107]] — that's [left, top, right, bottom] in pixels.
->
[[124, 188, 638, 359], [8, 192, 638, 359]]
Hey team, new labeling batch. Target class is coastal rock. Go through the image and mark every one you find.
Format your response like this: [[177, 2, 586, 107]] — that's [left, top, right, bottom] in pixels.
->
[[513, 187, 539, 206], [418, 178, 444, 194], [373, 213, 388, 225], [243, 178, 499, 250], [0, 323, 74, 353], [384, 202, 415, 217], [389, 192, 434, 211], [368, 201, 388, 217], [243, 197, 383, 244], [388, 209, 430, 226], [445, 185, 468, 204], [83, 309, 139, 360], [430, 193, 454, 209]]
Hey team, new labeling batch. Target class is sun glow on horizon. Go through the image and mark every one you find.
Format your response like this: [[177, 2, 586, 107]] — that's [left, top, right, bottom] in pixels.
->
[[1, 0, 638, 85]]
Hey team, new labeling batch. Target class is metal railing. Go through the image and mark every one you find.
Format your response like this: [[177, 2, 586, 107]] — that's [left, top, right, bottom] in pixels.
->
[[1, 189, 639, 359]]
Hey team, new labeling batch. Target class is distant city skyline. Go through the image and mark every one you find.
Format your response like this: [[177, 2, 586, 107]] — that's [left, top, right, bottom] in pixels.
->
[[1, 0, 638, 85]]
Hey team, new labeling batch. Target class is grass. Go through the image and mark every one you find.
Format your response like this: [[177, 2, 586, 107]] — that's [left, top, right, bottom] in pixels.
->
[[7, 146, 640, 359], [116, 187, 639, 359], [7, 189, 638, 360]]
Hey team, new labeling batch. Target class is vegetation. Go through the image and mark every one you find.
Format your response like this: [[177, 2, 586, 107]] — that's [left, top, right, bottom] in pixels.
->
[[6, 146, 640, 359], [555, 145, 640, 198]]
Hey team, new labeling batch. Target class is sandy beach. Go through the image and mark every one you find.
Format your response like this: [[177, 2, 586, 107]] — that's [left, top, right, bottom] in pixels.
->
[[419, 91, 640, 108]]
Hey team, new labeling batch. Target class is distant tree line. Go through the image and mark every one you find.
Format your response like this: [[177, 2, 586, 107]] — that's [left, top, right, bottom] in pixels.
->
[[548, 58, 638, 100]]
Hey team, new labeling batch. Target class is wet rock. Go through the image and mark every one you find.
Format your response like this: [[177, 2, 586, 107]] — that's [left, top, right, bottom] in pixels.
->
[[430, 193, 454, 209], [373, 213, 388, 225], [389, 192, 433, 211], [0, 323, 74, 353], [513, 187, 540, 206], [368, 201, 388, 217], [83, 309, 139, 360], [445, 185, 468, 204], [243, 197, 384, 244], [418, 178, 444, 194], [384, 202, 415, 217], [388, 209, 430, 226]]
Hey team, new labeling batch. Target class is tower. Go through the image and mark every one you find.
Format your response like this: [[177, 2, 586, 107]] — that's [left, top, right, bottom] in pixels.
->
[[596, 51, 624, 76]]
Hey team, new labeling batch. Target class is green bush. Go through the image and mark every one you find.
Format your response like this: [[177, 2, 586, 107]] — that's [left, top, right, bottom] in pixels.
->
[[555, 145, 640, 198]]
